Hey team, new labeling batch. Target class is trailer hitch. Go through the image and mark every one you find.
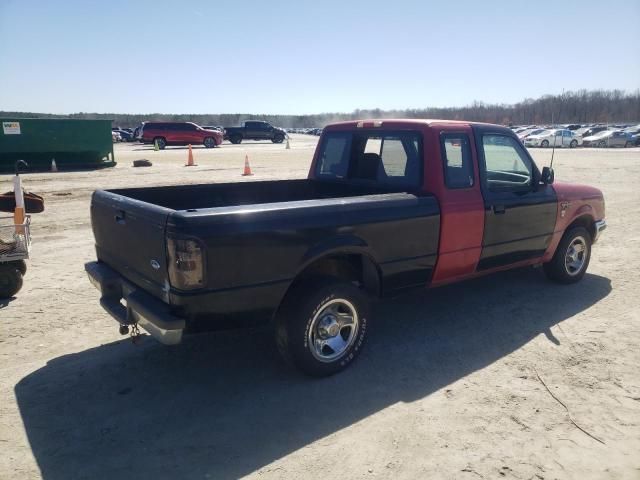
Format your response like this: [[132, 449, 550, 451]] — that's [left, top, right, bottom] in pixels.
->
[[118, 322, 142, 344]]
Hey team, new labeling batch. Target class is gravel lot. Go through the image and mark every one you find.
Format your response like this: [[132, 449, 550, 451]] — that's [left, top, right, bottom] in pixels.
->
[[1, 135, 639, 480]]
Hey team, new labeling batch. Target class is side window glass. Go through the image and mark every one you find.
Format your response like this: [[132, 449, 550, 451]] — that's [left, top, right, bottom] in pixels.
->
[[380, 137, 409, 177], [441, 134, 473, 188], [317, 134, 350, 178], [482, 134, 532, 192]]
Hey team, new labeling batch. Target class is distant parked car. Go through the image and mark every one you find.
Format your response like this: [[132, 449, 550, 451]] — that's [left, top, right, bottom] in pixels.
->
[[223, 121, 287, 144], [112, 128, 133, 142], [623, 125, 640, 146], [579, 126, 609, 139], [111, 131, 121, 143], [139, 122, 223, 149], [518, 128, 546, 141], [524, 129, 581, 148], [202, 125, 224, 132], [582, 130, 633, 148]]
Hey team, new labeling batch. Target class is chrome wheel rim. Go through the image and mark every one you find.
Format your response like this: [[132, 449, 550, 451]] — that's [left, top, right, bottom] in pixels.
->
[[565, 236, 587, 276], [204, 138, 214, 147], [308, 298, 359, 363]]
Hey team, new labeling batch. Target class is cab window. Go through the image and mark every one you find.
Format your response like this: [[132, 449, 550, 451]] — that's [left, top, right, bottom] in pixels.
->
[[316, 131, 422, 188], [440, 133, 473, 188]]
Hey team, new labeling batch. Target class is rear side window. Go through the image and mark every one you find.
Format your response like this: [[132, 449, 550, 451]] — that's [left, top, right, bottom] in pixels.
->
[[315, 131, 421, 188], [318, 133, 351, 178], [440, 133, 473, 188]]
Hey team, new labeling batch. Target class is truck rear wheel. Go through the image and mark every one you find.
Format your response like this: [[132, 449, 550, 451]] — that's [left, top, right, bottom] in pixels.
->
[[230, 134, 242, 144], [0, 265, 24, 298], [275, 278, 370, 377], [543, 226, 591, 284]]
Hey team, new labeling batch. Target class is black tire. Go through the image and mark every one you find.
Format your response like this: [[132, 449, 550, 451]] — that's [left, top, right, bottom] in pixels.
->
[[541, 140, 549, 148], [570, 140, 578, 148], [0, 265, 24, 298], [598, 140, 607, 148], [153, 137, 166, 150], [275, 278, 371, 377], [203, 137, 217, 148], [625, 141, 631, 148], [9, 260, 27, 275], [272, 134, 285, 144], [230, 134, 242, 144], [543, 226, 591, 284]]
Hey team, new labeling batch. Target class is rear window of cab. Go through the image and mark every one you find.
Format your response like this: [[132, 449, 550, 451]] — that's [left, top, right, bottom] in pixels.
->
[[315, 131, 422, 188]]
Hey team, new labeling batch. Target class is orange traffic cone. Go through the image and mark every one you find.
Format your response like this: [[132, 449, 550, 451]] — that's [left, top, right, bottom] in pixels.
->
[[242, 154, 253, 176], [185, 144, 196, 166]]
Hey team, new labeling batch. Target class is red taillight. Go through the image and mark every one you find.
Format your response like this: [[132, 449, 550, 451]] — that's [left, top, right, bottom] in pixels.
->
[[167, 237, 205, 290]]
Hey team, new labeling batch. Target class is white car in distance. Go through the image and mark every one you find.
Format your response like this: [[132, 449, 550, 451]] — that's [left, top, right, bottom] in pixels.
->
[[524, 129, 581, 148]]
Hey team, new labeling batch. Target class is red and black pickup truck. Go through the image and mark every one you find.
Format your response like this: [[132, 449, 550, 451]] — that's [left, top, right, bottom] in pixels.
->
[[86, 119, 606, 376]]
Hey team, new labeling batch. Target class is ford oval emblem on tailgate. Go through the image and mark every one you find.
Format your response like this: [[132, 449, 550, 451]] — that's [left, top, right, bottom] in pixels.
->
[[150, 259, 160, 270]]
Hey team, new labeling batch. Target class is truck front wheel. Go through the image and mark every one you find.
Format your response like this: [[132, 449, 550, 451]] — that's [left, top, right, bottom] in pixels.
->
[[0, 265, 24, 299], [275, 278, 370, 377], [543, 226, 591, 284]]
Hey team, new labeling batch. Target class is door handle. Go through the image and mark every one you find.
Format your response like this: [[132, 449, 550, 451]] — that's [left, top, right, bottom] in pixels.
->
[[492, 205, 506, 215], [115, 210, 126, 224]]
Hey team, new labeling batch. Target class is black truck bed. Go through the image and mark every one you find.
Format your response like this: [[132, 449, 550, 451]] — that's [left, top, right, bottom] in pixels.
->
[[91, 178, 441, 331], [110, 179, 402, 211]]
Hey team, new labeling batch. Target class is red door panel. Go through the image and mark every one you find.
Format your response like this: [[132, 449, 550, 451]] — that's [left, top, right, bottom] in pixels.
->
[[425, 124, 485, 286]]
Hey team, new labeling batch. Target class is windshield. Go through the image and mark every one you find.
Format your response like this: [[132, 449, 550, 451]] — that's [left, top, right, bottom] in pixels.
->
[[315, 131, 422, 188]]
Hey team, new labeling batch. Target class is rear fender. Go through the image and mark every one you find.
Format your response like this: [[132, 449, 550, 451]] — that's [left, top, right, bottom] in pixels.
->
[[283, 235, 382, 299]]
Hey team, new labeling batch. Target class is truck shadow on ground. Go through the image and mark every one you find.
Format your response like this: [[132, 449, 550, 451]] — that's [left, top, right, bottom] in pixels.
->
[[15, 268, 611, 480]]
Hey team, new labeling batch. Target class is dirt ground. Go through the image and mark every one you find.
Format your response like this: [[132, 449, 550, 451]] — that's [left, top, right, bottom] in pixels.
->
[[0, 135, 639, 480]]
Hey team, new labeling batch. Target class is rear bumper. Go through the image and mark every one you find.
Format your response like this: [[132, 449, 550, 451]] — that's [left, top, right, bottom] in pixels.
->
[[593, 219, 607, 243], [85, 261, 185, 345]]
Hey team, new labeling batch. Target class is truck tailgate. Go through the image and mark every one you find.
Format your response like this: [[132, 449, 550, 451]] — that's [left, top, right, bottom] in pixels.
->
[[90, 190, 172, 301]]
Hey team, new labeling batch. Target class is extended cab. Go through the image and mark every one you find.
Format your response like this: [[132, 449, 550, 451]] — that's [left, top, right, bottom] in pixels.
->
[[223, 120, 287, 144], [86, 119, 606, 376]]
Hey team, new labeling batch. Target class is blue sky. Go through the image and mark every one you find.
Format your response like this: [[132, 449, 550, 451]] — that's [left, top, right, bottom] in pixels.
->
[[1, 0, 638, 114]]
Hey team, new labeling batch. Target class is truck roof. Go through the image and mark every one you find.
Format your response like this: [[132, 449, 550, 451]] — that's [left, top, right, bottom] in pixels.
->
[[324, 119, 499, 130]]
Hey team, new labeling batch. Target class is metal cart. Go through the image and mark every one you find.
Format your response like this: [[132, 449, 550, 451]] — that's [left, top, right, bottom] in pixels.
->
[[0, 215, 30, 298]]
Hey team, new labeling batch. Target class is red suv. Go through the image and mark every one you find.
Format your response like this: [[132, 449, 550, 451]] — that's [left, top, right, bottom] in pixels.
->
[[138, 122, 223, 149]]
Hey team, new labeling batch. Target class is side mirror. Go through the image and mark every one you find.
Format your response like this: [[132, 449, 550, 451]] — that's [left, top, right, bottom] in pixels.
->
[[541, 166, 555, 185]]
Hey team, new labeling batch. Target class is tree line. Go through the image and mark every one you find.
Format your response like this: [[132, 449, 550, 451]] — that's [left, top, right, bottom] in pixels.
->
[[2, 89, 638, 129]]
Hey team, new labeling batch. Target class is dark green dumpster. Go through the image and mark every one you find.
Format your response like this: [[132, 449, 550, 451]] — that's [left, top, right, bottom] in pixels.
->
[[0, 118, 116, 172]]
